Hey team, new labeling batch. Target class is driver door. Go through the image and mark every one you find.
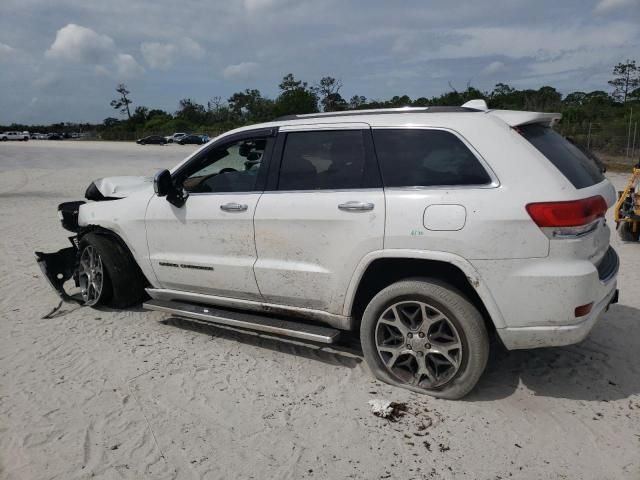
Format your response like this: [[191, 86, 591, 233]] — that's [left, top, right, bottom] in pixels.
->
[[145, 130, 275, 300]]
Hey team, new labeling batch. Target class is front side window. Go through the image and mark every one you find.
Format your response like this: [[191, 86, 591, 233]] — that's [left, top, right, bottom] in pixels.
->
[[181, 137, 268, 193], [372, 129, 492, 187], [278, 130, 369, 190]]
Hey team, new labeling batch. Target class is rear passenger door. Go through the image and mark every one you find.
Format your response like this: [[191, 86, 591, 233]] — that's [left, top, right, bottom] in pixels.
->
[[253, 124, 384, 314]]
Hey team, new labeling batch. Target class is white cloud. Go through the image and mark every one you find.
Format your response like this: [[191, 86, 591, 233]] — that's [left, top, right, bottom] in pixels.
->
[[594, 0, 638, 13], [94, 65, 110, 76], [432, 23, 637, 61], [141, 37, 204, 69], [45, 24, 115, 63], [44, 23, 143, 79], [141, 42, 177, 69], [114, 53, 144, 78], [223, 61, 259, 80], [244, 0, 278, 13], [181, 37, 205, 59], [482, 61, 506, 75], [0, 42, 17, 62]]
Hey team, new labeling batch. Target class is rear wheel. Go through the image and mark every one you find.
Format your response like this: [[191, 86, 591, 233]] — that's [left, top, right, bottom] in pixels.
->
[[360, 278, 489, 399]]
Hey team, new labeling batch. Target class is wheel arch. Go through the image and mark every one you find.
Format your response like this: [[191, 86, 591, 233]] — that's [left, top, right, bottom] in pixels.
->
[[78, 225, 152, 286], [344, 251, 506, 332]]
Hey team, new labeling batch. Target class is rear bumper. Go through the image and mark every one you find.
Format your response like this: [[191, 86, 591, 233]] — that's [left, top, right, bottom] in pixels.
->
[[472, 246, 620, 350], [498, 284, 618, 350]]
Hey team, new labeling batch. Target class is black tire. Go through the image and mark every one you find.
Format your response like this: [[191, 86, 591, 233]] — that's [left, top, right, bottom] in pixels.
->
[[79, 232, 148, 308], [360, 278, 489, 400], [618, 222, 640, 242]]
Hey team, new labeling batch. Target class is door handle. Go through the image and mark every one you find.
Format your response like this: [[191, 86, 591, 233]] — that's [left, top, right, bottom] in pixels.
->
[[220, 202, 248, 212], [338, 201, 375, 212]]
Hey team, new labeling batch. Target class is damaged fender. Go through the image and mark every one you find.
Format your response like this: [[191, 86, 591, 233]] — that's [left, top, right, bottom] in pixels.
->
[[35, 237, 83, 304]]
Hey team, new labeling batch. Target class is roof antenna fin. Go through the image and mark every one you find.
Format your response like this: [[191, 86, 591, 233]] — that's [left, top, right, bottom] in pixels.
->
[[461, 99, 488, 111]]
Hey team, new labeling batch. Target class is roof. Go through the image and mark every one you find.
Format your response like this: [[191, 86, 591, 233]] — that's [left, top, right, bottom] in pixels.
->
[[205, 100, 562, 140]]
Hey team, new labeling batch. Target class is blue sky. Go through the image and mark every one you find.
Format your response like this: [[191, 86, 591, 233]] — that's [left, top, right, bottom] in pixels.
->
[[0, 0, 638, 124]]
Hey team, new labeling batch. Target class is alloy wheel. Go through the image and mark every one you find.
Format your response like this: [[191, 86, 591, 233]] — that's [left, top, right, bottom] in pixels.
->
[[375, 301, 463, 389], [78, 245, 104, 306]]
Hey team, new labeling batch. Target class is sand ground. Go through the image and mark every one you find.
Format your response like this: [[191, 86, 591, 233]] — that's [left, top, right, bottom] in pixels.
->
[[1, 140, 639, 480]]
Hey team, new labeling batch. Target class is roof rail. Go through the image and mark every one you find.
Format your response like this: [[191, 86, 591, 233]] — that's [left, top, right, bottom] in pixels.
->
[[275, 105, 480, 121]]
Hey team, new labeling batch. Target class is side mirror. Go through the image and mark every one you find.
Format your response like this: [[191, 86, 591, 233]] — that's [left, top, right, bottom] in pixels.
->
[[153, 169, 172, 197], [153, 169, 188, 207]]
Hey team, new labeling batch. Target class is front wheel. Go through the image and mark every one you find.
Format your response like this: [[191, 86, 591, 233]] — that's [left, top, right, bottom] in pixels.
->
[[360, 278, 489, 400], [78, 233, 148, 308], [78, 240, 111, 306]]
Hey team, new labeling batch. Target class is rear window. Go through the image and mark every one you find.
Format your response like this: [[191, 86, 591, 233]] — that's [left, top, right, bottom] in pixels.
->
[[518, 124, 605, 189], [278, 130, 370, 190], [372, 129, 492, 187]]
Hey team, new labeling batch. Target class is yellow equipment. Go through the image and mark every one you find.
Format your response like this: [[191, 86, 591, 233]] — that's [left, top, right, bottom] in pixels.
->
[[614, 164, 640, 242]]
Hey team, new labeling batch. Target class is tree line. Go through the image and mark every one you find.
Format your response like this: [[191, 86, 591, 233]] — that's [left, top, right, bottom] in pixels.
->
[[4, 60, 639, 156]]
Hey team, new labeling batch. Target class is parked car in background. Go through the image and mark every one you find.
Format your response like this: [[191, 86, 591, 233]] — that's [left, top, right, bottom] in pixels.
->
[[137, 135, 167, 145], [178, 134, 209, 145], [1, 131, 29, 141], [165, 132, 187, 143], [47, 133, 63, 140], [30, 132, 43, 139], [36, 101, 619, 399]]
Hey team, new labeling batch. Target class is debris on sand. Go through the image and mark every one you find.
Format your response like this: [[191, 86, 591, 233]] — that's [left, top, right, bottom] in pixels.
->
[[368, 399, 408, 421]]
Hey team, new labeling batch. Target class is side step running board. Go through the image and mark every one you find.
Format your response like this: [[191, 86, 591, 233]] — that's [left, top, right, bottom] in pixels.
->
[[143, 299, 341, 344]]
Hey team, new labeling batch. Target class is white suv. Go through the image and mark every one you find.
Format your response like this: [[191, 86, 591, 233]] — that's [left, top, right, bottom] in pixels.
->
[[36, 101, 619, 399], [164, 132, 187, 143], [1, 131, 29, 141]]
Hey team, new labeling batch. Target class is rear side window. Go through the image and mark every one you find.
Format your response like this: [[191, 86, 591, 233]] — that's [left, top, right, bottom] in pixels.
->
[[518, 124, 605, 189], [372, 129, 492, 187], [278, 130, 371, 190]]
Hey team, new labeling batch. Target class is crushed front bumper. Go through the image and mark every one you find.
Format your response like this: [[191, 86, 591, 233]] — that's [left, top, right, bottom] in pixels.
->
[[35, 237, 83, 303]]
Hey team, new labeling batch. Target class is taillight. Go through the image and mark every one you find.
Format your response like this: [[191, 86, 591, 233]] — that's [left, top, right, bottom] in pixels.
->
[[526, 196, 608, 228]]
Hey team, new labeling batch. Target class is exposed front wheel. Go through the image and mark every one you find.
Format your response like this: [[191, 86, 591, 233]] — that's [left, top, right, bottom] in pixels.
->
[[78, 233, 148, 308], [360, 278, 489, 399], [78, 243, 110, 306]]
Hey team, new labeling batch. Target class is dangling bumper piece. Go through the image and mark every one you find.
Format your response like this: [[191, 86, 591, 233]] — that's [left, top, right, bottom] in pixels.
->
[[35, 237, 83, 304]]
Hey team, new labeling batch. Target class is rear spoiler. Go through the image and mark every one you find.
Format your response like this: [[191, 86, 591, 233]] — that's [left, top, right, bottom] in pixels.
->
[[488, 110, 562, 127], [459, 99, 561, 127]]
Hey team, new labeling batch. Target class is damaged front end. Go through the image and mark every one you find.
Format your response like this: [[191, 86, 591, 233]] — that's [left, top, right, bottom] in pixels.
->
[[35, 236, 83, 304], [37, 175, 151, 303], [35, 200, 88, 303]]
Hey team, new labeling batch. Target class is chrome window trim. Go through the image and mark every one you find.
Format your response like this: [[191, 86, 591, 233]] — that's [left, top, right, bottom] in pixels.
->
[[188, 191, 262, 196], [279, 122, 370, 132], [260, 187, 383, 195], [371, 125, 500, 189]]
